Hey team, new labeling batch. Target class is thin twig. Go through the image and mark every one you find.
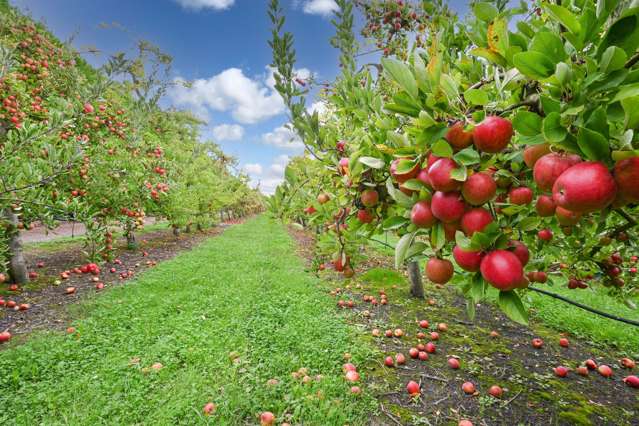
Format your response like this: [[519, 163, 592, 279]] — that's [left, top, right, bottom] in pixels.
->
[[625, 51, 639, 68], [503, 390, 523, 406], [380, 403, 403, 426], [420, 373, 448, 382]]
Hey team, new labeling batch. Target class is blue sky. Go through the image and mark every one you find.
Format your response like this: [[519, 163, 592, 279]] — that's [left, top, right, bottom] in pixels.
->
[[11, 0, 471, 194]]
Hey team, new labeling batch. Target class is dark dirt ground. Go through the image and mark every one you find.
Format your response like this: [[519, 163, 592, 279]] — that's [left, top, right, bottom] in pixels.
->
[[288, 226, 639, 426], [0, 223, 236, 339]]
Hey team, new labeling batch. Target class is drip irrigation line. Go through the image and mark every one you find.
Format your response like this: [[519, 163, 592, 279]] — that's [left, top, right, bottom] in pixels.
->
[[529, 287, 639, 327]]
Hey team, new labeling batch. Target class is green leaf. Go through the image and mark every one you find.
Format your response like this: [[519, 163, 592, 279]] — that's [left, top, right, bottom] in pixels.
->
[[530, 31, 567, 64], [513, 111, 543, 136], [612, 83, 639, 103], [473, 2, 498, 22], [395, 232, 415, 268], [621, 96, 639, 129], [600, 46, 628, 74], [598, 8, 639, 58], [555, 62, 572, 86], [382, 57, 418, 100], [453, 148, 480, 166], [468, 273, 487, 304], [431, 140, 454, 158], [415, 110, 436, 128], [518, 217, 540, 232], [431, 223, 446, 251], [359, 156, 386, 169], [455, 230, 474, 250], [470, 47, 507, 67], [545, 4, 581, 36], [542, 112, 567, 143], [513, 51, 555, 79], [577, 127, 610, 161], [585, 106, 609, 138], [498, 291, 529, 325], [395, 158, 417, 174], [405, 242, 428, 260], [383, 216, 409, 230], [402, 179, 427, 191], [464, 88, 489, 106], [450, 167, 468, 182]]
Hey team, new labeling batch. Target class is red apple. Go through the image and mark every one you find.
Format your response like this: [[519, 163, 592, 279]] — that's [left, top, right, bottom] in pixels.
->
[[384, 356, 395, 367], [597, 365, 613, 378], [623, 375, 639, 388], [345, 370, 360, 382], [409, 348, 419, 358], [533, 153, 581, 191], [559, 338, 569, 347], [453, 245, 483, 272], [508, 187, 533, 205], [431, 191, 465, 223], [203, 402, 216, 415], [480, 250, 524, 291], [585, 359, 597, 370], [410, 200, 436, 228], [554, 366, 569, 377], [461, 172, 496, 205], [535, 195, 556, 216], [531, 338, 544, 348], [0, 331, 11, 343], [448, 358, 460, 369], [395, 353, 406, 365], [537, 229, 553, 241], [576, 366, 589, 376], [425, 342, 436, 353], [361, 189, 379, 207], [430, 331, 439, 340], [552, 162, 617, 212], [428, 158, 462, 192], [437, 323, 448, 332], [260, 411, 275, 426], [416, 168, 431, 187], [419, 319, 429, 328], [418, 351, 428, 361], [472, 116, 513, 153], [446, 121, 474, 150], [488, 385, 503, 398], [406, 380, 420, 395], [426, 257, 454, 284], [460, 207, 492, 236], [507, 240, 529, 266], [357, 209, 374, 224], [523, 143, 551, 168], [461, 381, 476, 394], [620, 358, 636, 369], [614, 157, 639, 204]]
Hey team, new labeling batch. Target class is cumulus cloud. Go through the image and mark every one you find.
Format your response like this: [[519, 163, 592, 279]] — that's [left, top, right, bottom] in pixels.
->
[[169, 67, 286, 124], [244, 155, 291, 195], [303, 0, 338, 16], [261, 124, 304, 151], [174, 0, 235, 10], [212, 123, 244, 141]]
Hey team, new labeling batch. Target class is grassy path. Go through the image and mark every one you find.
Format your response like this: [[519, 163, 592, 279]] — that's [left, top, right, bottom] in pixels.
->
[[0, 216, 373, 425]]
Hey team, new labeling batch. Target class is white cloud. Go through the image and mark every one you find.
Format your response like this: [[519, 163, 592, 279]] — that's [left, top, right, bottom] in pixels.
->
[[303, 0, 338, 16], [244, 163, 263, 175], [262, 125, 304, 151], [308, 100, 327, 116], [212, 123, 244, 141], [244, 155, 292, 195], [174, 0, 235, 10], [169, 67, 286, 124]]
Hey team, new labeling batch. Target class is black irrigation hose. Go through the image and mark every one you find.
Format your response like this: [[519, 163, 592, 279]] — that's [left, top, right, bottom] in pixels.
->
[[529, 287, 639, 327], [365, 238, 639, 327]]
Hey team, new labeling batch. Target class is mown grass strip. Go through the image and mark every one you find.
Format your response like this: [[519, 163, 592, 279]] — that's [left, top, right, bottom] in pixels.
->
[[0, 216, 375, 425]]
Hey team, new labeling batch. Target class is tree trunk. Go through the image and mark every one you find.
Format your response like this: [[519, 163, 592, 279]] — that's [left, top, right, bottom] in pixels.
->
[[3, 209, 28, 284], [407, 261, 424, 299], [125, 223, 137, 249]]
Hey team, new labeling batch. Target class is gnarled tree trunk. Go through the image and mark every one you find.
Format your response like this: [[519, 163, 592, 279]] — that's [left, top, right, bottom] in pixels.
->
[[3, 209, 28, 284], [407, 260, 424, 299]]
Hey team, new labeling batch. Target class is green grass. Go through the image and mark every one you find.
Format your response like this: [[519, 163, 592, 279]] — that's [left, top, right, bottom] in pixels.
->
[[0, 216, 374, 425], [525, 284, 639, 356]]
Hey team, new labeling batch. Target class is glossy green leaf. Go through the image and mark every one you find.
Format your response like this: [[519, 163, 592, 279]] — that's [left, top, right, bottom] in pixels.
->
[[542, 112, 567, 143], [498, 291, 529, 325], [382, 57, 418, 100], [513, 51, 555, 79], [577, 127, 610, 161], [513, 111, 543, 136]]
